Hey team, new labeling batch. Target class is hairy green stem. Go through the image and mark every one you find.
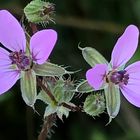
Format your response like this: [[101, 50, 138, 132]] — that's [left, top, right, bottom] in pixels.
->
[[38, 114, 57, 140]]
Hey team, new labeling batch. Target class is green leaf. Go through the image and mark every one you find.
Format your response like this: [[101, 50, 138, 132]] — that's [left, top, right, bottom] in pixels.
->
[[104, 84, 120, 123], [76, 80, 94, 93], [33, 62, 70, 77], [20, 70, 37, 107], [79, 47, 108, 67], [84, 93, 105, 117]]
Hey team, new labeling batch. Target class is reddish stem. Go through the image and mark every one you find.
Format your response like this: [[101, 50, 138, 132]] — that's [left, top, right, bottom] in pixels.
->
[[30, 22, 38, 34], [60, 102, 82, 112]]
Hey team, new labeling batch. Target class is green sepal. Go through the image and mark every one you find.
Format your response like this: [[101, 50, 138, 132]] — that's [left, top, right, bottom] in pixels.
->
[[76, 80, 94, 93], [44, 103, 73, 120], [62, 78, 75, 102], [33, 62, 71, 77], [20, 70, 37, 107], [53, 79, 65, 103], [104, 84, 120, 123], [56, 102, 75, 120], [44, 105, 57, 118], [84, 93, 105, 117], [49, 78, 75, 103], [63, 90, 75, 103], [79, 47, 108, 67], [56, 106, 70, 120], [37, 89, 54, 106]]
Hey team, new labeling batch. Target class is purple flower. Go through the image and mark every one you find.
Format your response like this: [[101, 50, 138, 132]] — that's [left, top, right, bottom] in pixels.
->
[[0, 10, 57, 95], [86, 25, 140, 107]]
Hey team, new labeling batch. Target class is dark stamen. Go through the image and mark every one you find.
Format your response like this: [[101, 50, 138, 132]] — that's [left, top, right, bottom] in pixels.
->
[[109, 70, 129, 85], [9, 50, 31, 70]]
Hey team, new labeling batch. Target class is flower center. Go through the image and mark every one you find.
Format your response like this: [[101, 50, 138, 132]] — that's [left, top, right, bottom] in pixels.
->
[[107, 70, 129, 85], [9, 50, 32, 70]]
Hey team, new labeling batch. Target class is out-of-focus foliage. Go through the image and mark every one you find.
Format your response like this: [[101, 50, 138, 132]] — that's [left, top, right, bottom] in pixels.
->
[[1, 0, 140, 140]]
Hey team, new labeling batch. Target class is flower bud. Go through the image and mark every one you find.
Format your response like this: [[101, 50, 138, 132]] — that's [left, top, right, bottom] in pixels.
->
[[24, 0, 55, 24], [84, 93, 105, 117]]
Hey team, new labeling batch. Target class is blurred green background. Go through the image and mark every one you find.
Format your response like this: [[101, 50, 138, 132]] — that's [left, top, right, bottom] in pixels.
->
[[1, 0, 140, 140]]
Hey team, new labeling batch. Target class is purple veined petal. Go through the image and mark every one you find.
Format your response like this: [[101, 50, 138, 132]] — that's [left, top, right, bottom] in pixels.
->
[[123, 81, 140, 94], [127, 78, 140, 87], [111, 25, 139, 69], [0, 10, 26, 52], [0, 47, 12, 69], [121, 60, 140, 94], [125, 61, 140, 74], [86, 64, 107, 90], [124, 61, 140, 83], [30, 29, 57, 64], [0, 70, 20, 95], [120, 61, 140, 98], [120, 84, 140, 107]]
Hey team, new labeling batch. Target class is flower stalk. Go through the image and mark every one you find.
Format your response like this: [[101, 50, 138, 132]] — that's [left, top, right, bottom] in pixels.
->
[[38, 114, 57, 140], [60, 102, 82, 112]]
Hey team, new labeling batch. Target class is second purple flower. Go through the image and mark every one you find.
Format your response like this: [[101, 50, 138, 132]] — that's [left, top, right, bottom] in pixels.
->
[[86, 25, 140, 121]]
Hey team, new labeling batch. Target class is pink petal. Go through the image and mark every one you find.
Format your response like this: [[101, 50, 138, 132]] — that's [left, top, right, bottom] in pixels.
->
[[0, 70, 20, 95], [111, 25, 139, 69], [0, 10, 26, 52], [124, 61, 140, 85], [86, 64, 107, 90], [30, 29, 57, 64], [0, 47, 11, 67], [121, 61, 140, 99], [125, 61, 140, 74], [120, 61, 140, 107], [120, 85, 140, 107]]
